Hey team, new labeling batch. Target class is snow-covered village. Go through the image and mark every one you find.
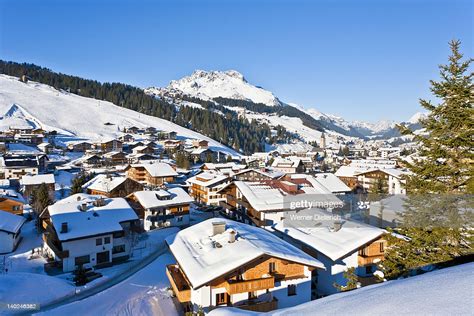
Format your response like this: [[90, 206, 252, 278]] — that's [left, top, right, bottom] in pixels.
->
[[0, 1, 472, 315]]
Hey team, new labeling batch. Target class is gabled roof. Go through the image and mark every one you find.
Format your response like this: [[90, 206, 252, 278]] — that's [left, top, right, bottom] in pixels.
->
[[306, 173, 351, 193], [187, 172, 229, 188], [130, 162, 178, 177], [82, 174, 128, 193], [132, 187, 193, 209], [273, 209, 385, 261], [48, 194, 138, 241], [166, 218, 324, 289], [0, 210, 26, 234], [20, 174, 55, 186], [0, 189, 26, 204]]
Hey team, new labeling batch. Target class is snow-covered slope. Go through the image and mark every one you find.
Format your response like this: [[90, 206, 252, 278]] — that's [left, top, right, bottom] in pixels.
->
[[0, 75, 238, 156], [147, 70, 423, 142], [209, 262, 474, 316], [146, 70, 280, 106]]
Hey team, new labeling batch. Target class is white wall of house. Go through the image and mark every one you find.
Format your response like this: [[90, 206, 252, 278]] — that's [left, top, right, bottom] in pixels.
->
[[192, 267, 313, 313], [0, 231, 20, 253], [60, 234, 114, 272], [314, 251, 359, 296], [144, 208, 190, 231], [388, 176, 405, 195]]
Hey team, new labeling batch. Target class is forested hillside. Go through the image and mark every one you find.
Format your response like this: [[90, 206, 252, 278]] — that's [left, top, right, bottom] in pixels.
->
[[0, 61, 291, 154]]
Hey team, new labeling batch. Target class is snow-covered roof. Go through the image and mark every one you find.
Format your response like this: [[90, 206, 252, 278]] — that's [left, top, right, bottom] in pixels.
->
[[49, 194, 138, 241], [166, 218, 324, 289], [82, 174, 128, 193], [310, 173, 351, 193], [0, 210, 26, 233], [0, 189, 26, 204], [130, 162, 178, 177], [187, 172, 229, 188], [234, 181, 285, 212], [132, 187, 193, 209], [271, 157, 301, 168], [20, 174, 55, 186], [273, 209, 385, 261], [203, 162, 246, 171], [334, 165, 365, 178], [234, 168, 285, 179], [354, 168, 409, 179]]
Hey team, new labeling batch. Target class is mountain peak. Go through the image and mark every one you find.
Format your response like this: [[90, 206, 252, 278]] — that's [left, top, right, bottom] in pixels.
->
[[159, 69, 280, 106]]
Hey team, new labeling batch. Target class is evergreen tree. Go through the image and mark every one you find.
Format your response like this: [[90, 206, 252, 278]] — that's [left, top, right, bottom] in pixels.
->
[[333, 267, 359, 292], [381, 40, 474, 279], [30, 183, 52, 216]]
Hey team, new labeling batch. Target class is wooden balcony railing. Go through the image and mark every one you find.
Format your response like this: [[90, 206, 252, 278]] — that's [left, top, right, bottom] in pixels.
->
[[224, 276, 274, 294], [166, 264, 191, 302], [237, 297, 278, 313]]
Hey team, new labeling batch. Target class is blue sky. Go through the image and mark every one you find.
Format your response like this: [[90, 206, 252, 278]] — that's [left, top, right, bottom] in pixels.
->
[[0, 0, 472, 121]]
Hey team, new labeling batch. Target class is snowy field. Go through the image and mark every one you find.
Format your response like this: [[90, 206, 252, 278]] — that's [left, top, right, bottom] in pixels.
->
[[209, 262, 474, 316]]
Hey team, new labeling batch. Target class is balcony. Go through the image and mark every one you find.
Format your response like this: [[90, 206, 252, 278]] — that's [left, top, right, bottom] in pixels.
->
[[42, 234, 69, 259], [358, 254, 385, 266], [166, 264, 191, 303], [237, 297, 278, 313], [224, 276, 274, 294]]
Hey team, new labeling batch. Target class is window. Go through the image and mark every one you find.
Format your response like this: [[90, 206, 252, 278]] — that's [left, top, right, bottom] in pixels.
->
[[112, 245, 126, 254], [104, 237, 111, 244], [287, 284, 297, 296], [75, 255, 90, 266], [269, 262, 276, 273], [177, 216, 183, 222], [96, 238, 103, 246], [216, 293, 227, 305], [379, 242, 385, 253], [359, 247, 367, 256], [366, 265, 373, 274]]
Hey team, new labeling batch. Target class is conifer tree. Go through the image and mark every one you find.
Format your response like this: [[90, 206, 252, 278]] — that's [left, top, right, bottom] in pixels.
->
[[381, 40, 473, 279]]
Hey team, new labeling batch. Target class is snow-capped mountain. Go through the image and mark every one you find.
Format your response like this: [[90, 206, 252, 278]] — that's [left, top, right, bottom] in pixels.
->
[[146, 69, 423, 143], [0, 74, 239, 156], [146, 70, 281, 107]]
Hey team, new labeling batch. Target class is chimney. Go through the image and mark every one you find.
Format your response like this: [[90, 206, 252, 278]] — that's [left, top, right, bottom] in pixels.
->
[[80, 203, 88, 211], [61, 222, 68, 233], [94, 198, 106, 207], [333, 220, 343, 232], [229, 230, 236, 243], [212, 221, 226, 236]]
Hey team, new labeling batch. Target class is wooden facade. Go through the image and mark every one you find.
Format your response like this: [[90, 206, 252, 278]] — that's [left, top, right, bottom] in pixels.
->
[[0, 197, 24, 215], [126, 166, 175, 186], [86, 178, 143, 198], [358, 237, 386, 266]]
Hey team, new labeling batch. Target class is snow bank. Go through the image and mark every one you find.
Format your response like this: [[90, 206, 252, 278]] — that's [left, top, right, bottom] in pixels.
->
[[209, 262, 474, 316]]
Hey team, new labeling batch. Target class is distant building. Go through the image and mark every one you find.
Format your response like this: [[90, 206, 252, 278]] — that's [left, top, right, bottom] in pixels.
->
[[187, 172, 230, 205], [20, 174, 56, 200], [0, 210, 26, 253], [82, 174, 143, 198], [126, 162, 178, 186], [127, 188, 193, 230], [0, 189, 26, 215]]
